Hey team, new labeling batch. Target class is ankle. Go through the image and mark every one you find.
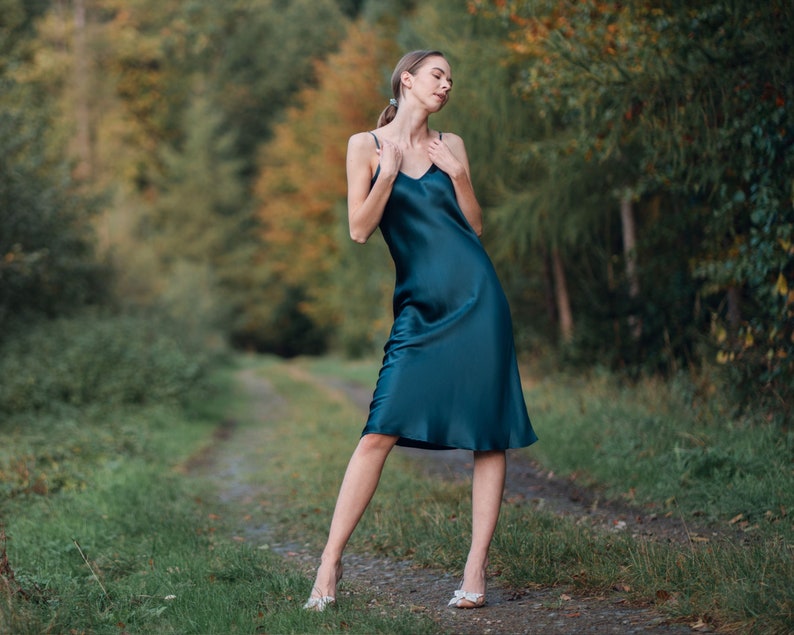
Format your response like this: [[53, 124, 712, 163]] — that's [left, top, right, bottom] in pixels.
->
[[463, 554, 488, 573], [319, 552, 343, 568]]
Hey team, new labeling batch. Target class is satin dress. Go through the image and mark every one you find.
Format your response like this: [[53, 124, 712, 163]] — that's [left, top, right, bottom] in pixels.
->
[[361, 132, 537, 451]]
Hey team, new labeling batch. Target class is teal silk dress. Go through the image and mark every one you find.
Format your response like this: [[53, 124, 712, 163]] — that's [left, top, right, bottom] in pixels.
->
[[362, 132, 537, 451]]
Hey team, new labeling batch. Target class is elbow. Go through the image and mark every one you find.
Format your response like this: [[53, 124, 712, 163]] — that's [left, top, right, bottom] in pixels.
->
[[350, 229, 369, 244]]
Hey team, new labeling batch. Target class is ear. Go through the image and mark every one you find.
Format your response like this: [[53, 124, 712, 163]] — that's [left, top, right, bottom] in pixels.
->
[[400, 70, 413, 89]]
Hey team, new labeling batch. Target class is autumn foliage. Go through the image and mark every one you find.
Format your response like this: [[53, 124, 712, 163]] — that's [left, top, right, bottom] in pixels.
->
[[252, 22, 398, 353]]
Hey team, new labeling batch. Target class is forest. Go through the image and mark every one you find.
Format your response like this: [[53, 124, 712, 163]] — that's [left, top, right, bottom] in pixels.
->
[[2, 0, 793, 417]]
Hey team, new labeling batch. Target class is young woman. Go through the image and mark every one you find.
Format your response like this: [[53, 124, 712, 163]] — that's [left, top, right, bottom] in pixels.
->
[[304, 50, 537, 611]]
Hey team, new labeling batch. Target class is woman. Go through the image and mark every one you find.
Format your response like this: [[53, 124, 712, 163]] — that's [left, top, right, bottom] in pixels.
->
[[304, 50, 537, 611]]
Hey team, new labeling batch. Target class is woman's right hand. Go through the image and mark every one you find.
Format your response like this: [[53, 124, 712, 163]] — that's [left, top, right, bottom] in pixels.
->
[[378, 138, 402, 178]]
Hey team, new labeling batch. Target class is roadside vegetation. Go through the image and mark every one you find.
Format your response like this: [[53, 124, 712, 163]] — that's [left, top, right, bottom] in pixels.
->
[[285, 356, 794, 633], [0, 323, 437, 634], [2, 338, 791, 633]]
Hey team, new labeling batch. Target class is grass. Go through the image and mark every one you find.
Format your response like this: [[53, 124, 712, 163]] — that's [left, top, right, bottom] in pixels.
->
[[521, 367, 793, 533], [3, 348, 792, 633], [285, 355, 794, 634], [301, 354, 793, 532], [0, 358, 439, 634]]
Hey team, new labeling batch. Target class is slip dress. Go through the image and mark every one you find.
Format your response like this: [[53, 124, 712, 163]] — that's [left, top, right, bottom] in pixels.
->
[[361, 131, 537, 451]]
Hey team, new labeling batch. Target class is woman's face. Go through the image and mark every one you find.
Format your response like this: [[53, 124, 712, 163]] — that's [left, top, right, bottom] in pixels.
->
[[405, 56, 453, 110]]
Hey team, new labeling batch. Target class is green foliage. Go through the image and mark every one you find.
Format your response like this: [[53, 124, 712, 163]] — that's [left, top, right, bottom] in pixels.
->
[[1, 1, 108, 332], [247, 19, 398, 356], [0, 0, 49, 54], [0, 76, 107, 334], [471, 0, 794, 410], [0, 314, 207, 415], [12, 0, 352, 356], [148, 94, 246, 265], [206, 0, 349, 175]]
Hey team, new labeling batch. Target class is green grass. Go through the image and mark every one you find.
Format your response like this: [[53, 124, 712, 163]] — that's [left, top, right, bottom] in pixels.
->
[[3, 348, 793, 633], [300, 355, 793, 534], [520, 368, 794, 533], [283, 355, 794, 634], [0, 355, 439, 634]]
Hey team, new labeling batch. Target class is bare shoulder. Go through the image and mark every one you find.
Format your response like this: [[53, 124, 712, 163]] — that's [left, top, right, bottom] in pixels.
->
[[348, 131, 378, 152], [439, 131, 470, 163], [440, 131, 466, 151]]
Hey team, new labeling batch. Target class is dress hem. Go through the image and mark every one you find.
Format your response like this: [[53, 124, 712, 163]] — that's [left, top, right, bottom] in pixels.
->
[[361, 430, 538, 452]]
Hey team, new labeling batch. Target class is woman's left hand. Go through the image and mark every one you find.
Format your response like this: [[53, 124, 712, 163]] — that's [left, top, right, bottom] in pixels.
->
[[427, 138, 465, 180]]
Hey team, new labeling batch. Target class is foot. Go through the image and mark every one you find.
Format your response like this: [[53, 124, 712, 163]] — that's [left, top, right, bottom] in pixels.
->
[[448, 588, 486, 608], [303, 559, 343, 612], [303, 595, 335, 611], [449, 560, 487, 609]]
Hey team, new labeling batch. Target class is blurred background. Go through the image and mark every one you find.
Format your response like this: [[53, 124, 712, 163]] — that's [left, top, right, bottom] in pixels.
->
[[2, 0, 792, 419]]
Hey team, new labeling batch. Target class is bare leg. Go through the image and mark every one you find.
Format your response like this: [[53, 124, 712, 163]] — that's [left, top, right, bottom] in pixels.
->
[[306, 433, 399, 603], [457, 449, 506, 606]]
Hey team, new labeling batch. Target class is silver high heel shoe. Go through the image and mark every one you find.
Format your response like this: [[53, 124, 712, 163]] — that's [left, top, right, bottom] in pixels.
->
[[303, 593, 336, 611], [448, 588, 486, 608], [303, 561, 343, 612]]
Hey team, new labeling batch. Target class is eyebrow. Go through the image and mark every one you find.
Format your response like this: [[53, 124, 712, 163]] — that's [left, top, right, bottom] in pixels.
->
[[431, 67, 453, 84]]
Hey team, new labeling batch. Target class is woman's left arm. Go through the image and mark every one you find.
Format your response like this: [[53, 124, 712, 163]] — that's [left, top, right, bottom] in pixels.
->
[[428, 133, 483, 236]]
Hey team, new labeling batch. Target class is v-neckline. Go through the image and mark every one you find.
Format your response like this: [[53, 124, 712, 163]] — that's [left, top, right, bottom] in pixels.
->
[[399, 164, 436, 181]]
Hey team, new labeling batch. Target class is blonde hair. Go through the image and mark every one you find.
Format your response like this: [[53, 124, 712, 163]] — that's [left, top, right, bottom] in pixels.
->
[[376, 50, 446, 127]]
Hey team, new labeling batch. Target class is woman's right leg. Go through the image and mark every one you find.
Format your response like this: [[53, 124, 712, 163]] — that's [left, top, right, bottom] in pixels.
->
[[307, 432, 399, 602]]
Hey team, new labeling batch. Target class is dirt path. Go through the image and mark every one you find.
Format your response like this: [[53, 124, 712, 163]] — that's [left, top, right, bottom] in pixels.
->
[[197, 363, 696, 634]]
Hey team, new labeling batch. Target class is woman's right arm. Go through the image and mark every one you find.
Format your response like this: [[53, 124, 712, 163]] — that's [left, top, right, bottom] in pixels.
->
[[347, 132, 401, 244]]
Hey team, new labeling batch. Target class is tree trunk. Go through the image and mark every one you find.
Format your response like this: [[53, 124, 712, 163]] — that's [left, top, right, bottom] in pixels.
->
[[620, 192, 642, 341], [541, 244, 558, 327], [551, 247, 574, 343], [73, 0, 93, 181], [726, 285, 741, 334]]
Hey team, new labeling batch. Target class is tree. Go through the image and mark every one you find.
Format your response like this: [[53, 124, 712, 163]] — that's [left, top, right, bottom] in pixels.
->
[[475, 1, 793, 402], [249, 20, 399, 355], [0, 0, 106, 336], [207, 0, 349, 177]]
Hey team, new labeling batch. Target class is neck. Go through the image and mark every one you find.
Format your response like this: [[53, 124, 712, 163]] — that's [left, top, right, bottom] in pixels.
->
[[387, 107, 432, 145]]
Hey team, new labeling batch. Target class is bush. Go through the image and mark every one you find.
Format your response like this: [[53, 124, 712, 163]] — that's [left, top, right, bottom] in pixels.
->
[[0, 313, 207, 414]]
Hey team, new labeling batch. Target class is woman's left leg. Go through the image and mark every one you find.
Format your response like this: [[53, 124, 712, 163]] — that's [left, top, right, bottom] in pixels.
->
[[455, 449, 506, 606]]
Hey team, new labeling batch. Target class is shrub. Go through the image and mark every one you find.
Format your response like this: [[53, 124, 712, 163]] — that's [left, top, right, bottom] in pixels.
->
[[0, 313, 206, 414]]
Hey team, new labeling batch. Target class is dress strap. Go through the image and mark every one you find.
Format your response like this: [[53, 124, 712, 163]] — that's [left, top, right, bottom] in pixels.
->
[[439, 131, 443, 140], [369, 131, 380, 149]]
